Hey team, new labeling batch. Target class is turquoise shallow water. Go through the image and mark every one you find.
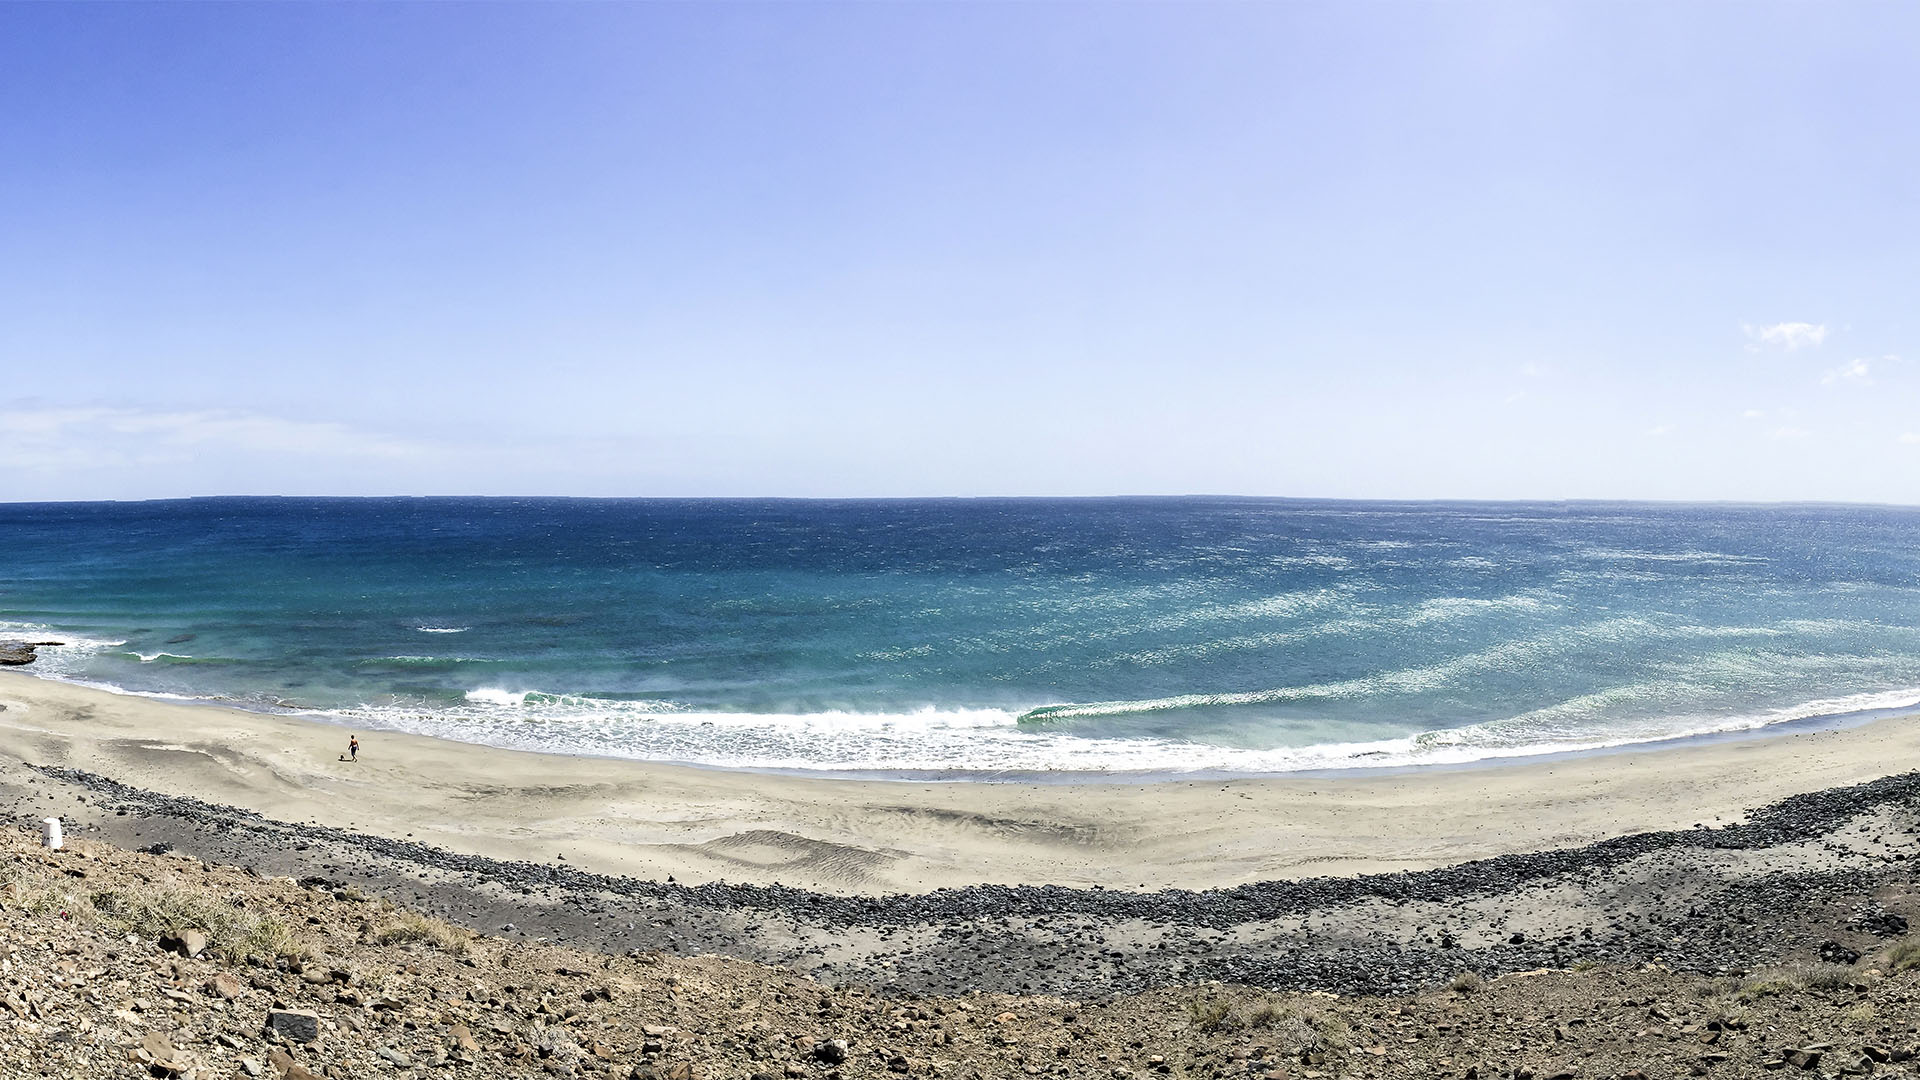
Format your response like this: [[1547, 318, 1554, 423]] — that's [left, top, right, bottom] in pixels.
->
[[3, 497, 1920, 776]]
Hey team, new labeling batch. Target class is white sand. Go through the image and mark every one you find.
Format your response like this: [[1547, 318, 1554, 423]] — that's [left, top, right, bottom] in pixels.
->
[[3, 671, 1916, 895]]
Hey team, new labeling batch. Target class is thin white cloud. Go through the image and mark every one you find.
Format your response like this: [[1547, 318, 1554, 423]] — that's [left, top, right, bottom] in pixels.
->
[[1770, 426, 1811, 441], [1645, 424, 1673, 437], [1821, 357, 1874, 385], [1744, 322, 1828, 351], [1900, 432, 1920, 445], [1740, 409, 1767, 420], [0, 406, 429, 473]]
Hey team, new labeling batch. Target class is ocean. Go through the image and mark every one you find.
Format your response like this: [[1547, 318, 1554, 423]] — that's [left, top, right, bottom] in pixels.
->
[[3, 497, 1919, 778]]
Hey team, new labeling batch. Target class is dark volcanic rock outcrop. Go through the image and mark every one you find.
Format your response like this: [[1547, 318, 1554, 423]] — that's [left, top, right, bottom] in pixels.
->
[[0, 641, 37, 665]]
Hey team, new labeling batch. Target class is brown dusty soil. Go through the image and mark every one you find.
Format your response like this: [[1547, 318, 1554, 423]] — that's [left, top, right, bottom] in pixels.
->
[[4, 815, 1920, 1080]]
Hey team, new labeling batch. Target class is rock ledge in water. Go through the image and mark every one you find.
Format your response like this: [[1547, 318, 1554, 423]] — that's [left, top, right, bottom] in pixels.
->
[[0, 641, 37, 666]]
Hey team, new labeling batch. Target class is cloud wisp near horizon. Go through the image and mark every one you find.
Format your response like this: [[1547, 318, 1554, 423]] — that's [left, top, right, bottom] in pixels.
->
[[2, 3, 1917, 503]]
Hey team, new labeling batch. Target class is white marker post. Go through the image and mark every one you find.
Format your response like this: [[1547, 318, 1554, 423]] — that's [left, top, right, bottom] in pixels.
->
[[41, 817, 62, 850]]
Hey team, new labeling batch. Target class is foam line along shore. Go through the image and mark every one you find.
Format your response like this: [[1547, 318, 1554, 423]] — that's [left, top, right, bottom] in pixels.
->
[[7, 498, 1920, 777], [5, 670, 1920, 896]]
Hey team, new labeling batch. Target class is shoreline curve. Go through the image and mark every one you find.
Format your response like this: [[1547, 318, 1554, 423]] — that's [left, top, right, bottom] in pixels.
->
[[4, 669, 1919, 896]]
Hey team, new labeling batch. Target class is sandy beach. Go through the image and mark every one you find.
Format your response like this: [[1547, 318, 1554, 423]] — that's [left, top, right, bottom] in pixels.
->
[[5, 670, 1919, 895], [6, 664, 1920, 1006]]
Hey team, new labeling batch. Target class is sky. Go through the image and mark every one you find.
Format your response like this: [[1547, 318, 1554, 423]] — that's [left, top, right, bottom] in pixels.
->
[[2, 2, 1917, 503]]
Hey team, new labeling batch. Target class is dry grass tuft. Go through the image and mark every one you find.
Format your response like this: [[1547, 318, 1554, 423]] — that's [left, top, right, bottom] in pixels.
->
[[1185, 988, 1347, 1056], [1742, 961, 1856, 997], [374, 910, 471, 955], [1885, 938, 1920, 973], [243, 912, 310, 963], [1842, 1001, 1878, 1027], [1699, 992, 1751, 1031], [1186, 990, 1300, 1033], [1, 864, 91, 922], [89, 882, 309, 963], [1186, 991, 1236, 1032], [1449, 970, 1487, 994]]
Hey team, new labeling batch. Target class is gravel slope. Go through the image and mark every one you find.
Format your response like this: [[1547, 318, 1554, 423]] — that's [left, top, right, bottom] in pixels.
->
[[4, 762, 1917, 1003]]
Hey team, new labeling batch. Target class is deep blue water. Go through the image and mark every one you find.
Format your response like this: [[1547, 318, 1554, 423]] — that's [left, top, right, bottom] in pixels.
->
[[4, 497, 1920, 775]]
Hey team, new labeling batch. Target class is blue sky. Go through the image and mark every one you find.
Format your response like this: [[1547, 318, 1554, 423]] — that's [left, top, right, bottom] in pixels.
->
[[2, 2, 1915, 502]]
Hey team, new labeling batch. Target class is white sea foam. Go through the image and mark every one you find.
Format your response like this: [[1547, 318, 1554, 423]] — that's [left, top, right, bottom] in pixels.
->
[[0, 621, 127, 651], [11, 651, 1919, 776], [460, 687, 685, 712], [1084, 592, 1563, 670], [1024, 615, 1840, 723], [415, 626, 469, 634], [362, 655, 500, 667], [0, 622, 128, 680], [464, 687, 530, 706], [1134, 587, 1357, 634], [1400, 594, 1550, 626], [295, 680, 1920, 777], [1577, 547, 1770, 565]]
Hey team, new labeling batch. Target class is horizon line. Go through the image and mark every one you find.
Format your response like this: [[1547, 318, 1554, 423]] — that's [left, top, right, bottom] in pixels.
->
[[5, 493, 1920, 512]]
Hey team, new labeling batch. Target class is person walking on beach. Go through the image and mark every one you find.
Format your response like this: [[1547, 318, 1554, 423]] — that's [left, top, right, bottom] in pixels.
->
[[349, 736, 359, 762]]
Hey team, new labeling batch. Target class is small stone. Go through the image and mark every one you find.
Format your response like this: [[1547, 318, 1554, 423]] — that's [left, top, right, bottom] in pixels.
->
[[814, 1040, 850, 1065], [1783, 1049, 1821, 1071], [1852, 910, 1909, 936], [535, 1025, 582, 1061], [377, 1045, 412, 1068], [1817, 941, 1861, 965], [266, 1008, 322, 1043], [240, 1058, 265, 1078], [451, 1022, 481, 1055], [207, 973, 245, 1000], [269, 1048, 321, 1078], [159, 929, 210, 958], [141, 1031, 180, 1071]]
